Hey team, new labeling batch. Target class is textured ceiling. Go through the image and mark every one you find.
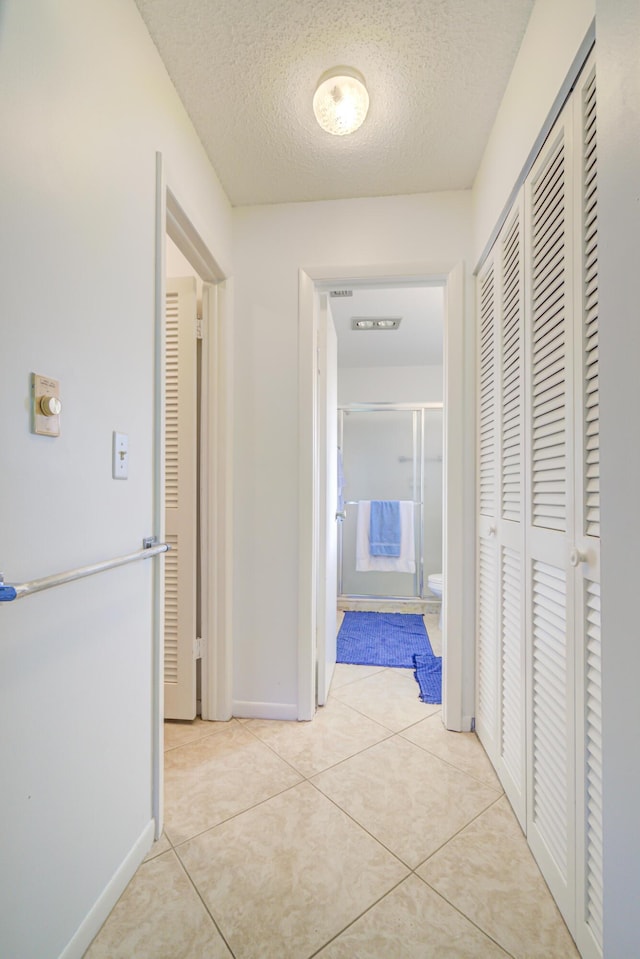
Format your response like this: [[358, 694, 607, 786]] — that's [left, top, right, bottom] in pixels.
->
[[134, 0, 534, 207]]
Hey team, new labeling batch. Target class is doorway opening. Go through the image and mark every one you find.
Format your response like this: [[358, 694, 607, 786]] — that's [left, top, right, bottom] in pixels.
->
[[319, 283, 444, 709], [152, 156, 234, 834], [298, 261, 471, 734], [332, 283, 444, 611]]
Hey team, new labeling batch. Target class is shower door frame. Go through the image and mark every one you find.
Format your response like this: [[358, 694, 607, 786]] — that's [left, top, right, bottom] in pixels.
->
[[338, 402, 442, 601]]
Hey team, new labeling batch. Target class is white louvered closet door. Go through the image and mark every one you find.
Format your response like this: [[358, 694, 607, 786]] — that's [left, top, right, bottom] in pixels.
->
[[573, 56, 602, 959], [524, 100, 576, 926], [164, 277, 198, 720], [475, 254, 500, 761], [495, 195, 527, 829]]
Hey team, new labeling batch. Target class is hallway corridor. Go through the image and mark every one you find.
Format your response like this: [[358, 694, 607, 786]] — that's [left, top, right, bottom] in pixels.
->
[[85, 616, 579, 959]]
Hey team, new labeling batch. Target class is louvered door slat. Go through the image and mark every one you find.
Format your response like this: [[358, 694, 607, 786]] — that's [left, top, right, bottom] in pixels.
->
[[584, 581, 603, 951], [582, 69, 600, 538], [501, 210, 523, 522], [479, 267, 497, 517], [477, 537, 498, 734], [530, 133, 567, 533], [164, 276, 198, 721], [163, 533, 179, 683], [501, 547, 524, 794], [531, 560, 569, 879], [166, 294, 180, 510]]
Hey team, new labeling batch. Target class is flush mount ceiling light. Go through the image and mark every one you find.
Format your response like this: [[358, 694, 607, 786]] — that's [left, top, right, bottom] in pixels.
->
[[313, 67, 369, 136], [351, 317, 402, 330]]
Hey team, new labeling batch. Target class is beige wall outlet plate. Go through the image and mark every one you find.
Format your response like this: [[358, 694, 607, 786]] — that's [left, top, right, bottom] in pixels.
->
[[32, 373, 61, 437]]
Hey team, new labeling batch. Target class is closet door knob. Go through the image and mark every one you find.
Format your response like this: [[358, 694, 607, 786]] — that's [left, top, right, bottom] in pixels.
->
[[488, 524, 497, 536], [570, 547, 588, 567]]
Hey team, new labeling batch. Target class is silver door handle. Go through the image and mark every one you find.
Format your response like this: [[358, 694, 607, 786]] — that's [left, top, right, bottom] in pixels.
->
[[335, 511, 346, 521]]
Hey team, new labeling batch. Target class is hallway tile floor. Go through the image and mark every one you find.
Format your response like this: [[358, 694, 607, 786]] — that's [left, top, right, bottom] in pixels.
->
[[85, 616, 580, 959]]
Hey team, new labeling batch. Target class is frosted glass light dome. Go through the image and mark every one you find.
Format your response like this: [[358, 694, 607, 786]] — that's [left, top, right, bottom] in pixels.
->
[[313, 67, 369, 136]]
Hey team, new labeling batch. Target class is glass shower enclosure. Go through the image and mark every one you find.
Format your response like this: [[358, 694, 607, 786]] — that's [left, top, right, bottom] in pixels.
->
[[338, 403, 443, 602]]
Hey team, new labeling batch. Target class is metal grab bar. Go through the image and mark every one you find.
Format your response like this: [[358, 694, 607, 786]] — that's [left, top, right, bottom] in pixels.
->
[[0, 540, 170, 603]]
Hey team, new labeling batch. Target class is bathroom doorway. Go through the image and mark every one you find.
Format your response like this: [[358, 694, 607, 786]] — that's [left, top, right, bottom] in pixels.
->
[[299, 260, 470, 732], [327, 283, 445, 699]]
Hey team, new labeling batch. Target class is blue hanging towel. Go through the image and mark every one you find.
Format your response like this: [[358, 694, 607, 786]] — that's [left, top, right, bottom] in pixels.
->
[[369, 500, 401, 557]]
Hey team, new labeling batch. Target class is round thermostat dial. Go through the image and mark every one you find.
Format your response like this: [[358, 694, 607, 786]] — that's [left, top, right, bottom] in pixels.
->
[[40, 395, 62, 416]]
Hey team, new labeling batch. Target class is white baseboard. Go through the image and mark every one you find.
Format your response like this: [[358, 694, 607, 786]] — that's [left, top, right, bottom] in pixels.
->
[[233, 700, 299, 720], [58, 819, 155, 959]]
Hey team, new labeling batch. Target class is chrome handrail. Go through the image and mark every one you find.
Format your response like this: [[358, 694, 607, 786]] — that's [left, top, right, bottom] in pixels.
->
[[0, 539, 170, 603]]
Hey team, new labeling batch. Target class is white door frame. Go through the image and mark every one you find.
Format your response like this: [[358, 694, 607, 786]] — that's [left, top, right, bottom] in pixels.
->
[[298, 261, 471, 731], [152, 154, 234, 835]]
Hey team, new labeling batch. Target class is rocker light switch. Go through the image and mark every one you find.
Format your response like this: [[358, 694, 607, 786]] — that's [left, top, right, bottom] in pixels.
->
[[112, 432, 129, 479]]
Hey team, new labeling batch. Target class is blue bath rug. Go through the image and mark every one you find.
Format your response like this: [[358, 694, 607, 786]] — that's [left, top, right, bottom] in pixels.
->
[[413, 653, 442, 704], [336, 612, 433, 668]]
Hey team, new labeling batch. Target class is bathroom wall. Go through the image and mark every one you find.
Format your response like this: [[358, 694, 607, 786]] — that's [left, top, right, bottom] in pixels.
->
[[337, 362, 443, 598], [339, 407, 443, 599]]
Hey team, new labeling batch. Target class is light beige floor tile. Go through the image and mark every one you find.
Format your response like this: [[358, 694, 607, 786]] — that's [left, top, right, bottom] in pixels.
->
[[401, 713, 502, 790], [424, 613, 442, 657], [164, 716, 235, 751], [143, 831, 171, 862], [315, 874, 510, 958], [84, 850, 232, 959], [178, 781, 409, 959], [164, 721, 302, 844], [330, 662, 386, 691], [242, 697, 392, 777], [418, 796, 580, 958], [332, 667, 440, 732], [312, 736, 501, 868]]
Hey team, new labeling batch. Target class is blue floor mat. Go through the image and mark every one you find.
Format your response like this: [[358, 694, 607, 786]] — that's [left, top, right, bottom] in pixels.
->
[[413, 653, 442, 704], [337, 611, 433, 668]]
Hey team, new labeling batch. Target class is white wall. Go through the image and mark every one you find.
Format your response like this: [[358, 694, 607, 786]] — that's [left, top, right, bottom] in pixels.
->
[[0, 2, 231, 956], [596, 1, 640, 954], [232, 191, 472, 717], [338, 364, 443, 405], [472, 0, 595, 263]]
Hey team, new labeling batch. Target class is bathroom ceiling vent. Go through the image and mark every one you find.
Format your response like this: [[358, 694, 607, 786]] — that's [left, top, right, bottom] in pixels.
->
[[351, 317, 402, 330], [330, 289, 353, 298]]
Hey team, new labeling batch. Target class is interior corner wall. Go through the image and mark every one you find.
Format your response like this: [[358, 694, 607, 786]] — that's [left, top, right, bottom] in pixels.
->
[[471, 0, 595, 264], [231, 191, 473, 718], [0, 2, 232, 957], [596, 1, 640, 954]]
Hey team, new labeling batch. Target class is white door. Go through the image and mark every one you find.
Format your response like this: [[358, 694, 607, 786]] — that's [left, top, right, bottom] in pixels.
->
[[524, 101, 577, 925], [573, 58, 602, 959], [475, 255, 500, 762], [164, 276, 198, 720], [316, 297, 338, 705]]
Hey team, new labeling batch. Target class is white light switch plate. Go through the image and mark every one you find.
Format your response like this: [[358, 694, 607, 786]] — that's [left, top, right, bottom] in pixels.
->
[[112, 432, 129, 479]]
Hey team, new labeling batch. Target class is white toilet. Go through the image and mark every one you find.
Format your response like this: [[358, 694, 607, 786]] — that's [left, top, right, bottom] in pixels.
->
[[427, 573, 443, 628]]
